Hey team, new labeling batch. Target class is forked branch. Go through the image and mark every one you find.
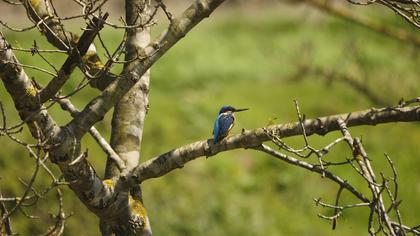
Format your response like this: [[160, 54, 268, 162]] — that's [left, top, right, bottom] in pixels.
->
[[120, 102, 420, 186]]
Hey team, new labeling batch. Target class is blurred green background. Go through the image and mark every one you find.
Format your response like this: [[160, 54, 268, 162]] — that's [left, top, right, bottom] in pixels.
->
[[1, 2, 420, 235]]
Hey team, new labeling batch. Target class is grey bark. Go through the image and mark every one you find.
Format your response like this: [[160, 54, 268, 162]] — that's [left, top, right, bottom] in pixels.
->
[[101, 0, 153, 235], [2, 1, 226, 235], [3, 0, 418, 235], [120, 105, 420, 186]]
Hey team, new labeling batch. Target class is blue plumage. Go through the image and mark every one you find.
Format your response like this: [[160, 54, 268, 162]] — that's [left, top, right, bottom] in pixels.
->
[[213, 106, 248, 144]]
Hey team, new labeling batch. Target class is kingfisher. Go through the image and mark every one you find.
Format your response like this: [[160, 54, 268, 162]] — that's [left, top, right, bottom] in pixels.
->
[[213, 105, 249, 144]]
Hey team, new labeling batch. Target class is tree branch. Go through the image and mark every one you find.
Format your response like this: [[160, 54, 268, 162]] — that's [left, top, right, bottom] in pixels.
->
[[0, 190, 13, 235], [21, 0, 116, 91], [6, 2, 227, 234], [105, 0, 151, 178], [22, 0, 75, 50], [66, 0, 226, 139], [256, 143, 369, 201], [0, 31, 59, 140], [56, 98, 126, 170], [39, 13, 109, 103], [337, 119, 396, 235], [120, 104, 420, 186], [296, 0, 420, 47], [376, 0, 420, 28], [101, 0, 153, 235], [1, 31, 116, 223]]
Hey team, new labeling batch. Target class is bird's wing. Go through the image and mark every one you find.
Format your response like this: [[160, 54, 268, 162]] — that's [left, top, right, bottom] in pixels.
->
[[214, 113, 234, 141], [213, 116, 220, 143], [213, 117, 219, 136], [219, 113, 235, 134]]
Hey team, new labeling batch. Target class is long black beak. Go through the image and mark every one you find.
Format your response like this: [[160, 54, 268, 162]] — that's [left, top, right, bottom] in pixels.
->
[[234, 108, 249, 112]]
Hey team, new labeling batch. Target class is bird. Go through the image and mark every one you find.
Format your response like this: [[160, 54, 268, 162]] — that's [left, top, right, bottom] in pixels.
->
[[213, 105, 248, 144]]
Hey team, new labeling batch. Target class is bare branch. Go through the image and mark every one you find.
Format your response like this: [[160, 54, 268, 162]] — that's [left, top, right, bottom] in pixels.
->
[[337, 119, 396, 235], [332, 185, 345, 229], [0, 31, 60, 140], [0, 189, 13, 235], [2, 0, 23, 5], [1, 30, 114, 226], [39, 13, 109, 103], [40, 189, 71, 236], [1, 1, 418, 234], [157, 0, 174, 22], [375, 0, 420, 28], [2, 145, 42, 223], [295, 0, 420, 47], [67, 0, 227, 139], [120, 103, 420, 186], [57, 98, 125, 170], [105, 0, 152, 179], [256, 144, 369, 201]]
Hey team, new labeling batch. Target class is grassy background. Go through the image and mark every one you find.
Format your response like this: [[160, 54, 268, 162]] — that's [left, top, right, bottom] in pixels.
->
[[1, 3, 420, 235]]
